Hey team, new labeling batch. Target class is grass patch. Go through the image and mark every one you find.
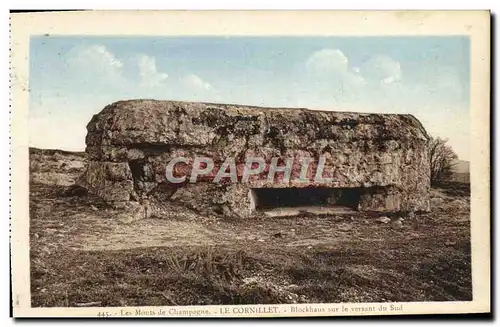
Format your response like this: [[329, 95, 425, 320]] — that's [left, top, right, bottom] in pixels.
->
[[31, 241, 472, 307]]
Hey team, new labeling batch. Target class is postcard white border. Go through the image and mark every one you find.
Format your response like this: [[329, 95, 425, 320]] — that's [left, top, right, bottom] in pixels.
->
[[10, 10, 490, 317]]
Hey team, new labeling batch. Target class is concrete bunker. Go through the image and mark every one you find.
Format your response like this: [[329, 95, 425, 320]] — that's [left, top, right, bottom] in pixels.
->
[[80, 99, 431, 220]]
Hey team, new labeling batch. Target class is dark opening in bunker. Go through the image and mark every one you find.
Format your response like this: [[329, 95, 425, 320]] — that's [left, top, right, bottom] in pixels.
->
[[251, 187, 362, 213], [128, 159, 146, 181]]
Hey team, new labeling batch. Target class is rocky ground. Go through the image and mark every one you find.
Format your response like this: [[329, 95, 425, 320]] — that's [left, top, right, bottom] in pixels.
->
[[29, 148, 472, 307]]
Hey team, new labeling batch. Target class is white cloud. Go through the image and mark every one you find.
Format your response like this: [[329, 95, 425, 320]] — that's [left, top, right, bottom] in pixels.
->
[[305, 50, 401, 87], [303, 49, 367, 105], [361, 55, 402, 84], [64, 45, 170, 95], [137, 54, 168, 88], [183, 74, 212, 91], [306, 49, 349, 73], [66, 44, 124, 80], [305, 49, 366, 87]]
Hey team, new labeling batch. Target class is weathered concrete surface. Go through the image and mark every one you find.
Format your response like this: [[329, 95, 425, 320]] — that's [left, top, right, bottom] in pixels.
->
[[80, 99, 431, 219]]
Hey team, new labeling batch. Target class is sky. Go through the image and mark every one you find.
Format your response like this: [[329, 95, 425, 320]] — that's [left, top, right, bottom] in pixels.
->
[[29, 36, 470, 160]]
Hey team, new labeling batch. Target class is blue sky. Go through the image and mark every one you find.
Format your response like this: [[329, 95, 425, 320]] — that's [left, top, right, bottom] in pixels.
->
[[29, 36, 470, 160]]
